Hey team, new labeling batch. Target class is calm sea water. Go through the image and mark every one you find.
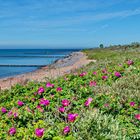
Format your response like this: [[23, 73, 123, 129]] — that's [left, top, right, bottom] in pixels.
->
[[0, 49, 80, 78]]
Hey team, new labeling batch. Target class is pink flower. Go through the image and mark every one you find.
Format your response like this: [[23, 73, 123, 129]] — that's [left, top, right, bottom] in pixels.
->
[[62, 99, 70, 107], [35, 128, 44, 138], [79, 72, 87, 77], [58, 107, 65, 113], [13, 112, 18, 118], [84, 98, 93, 107], [93, 71, 97, 75], [40, 98, 50, 106], [1, 107, 7, 113], [9, 127, 16, 135], [38, 87, 44, 94], [36, 105, 41, 109], [34, 92, 37, 96], [89, 81, 97, 87], [135, 114, 140, 120], [36, 105, 44, 112], [68, 113, 78, 122], [7, 110, 13, 117], [63, 126, 70, 134], [130, 102, 135, 106], [102, 69, 107, 74], [114, 72, 121, 77], [127, 60, 133, 66], [46, 82, 54, 88], [118, 64, 122, 66], [104, 103, 109, 107], [102, 75, 108, 80], [17, 101, 24, 106], [56, 87, 62, 92], [32, 98, 35, 102]]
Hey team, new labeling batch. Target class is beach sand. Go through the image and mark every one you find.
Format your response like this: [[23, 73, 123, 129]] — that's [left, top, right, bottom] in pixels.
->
[[0, 52, 96, 90]]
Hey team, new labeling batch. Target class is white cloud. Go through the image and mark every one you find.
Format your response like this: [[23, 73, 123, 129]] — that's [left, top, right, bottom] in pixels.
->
[[0, 0, 140, 32]]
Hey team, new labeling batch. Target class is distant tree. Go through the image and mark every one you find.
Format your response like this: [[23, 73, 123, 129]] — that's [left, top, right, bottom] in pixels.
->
[[131, 42, 139, 45], [99, 44, 104, 48], [131, 42, 140, 48], [109, 45, 113, 48]]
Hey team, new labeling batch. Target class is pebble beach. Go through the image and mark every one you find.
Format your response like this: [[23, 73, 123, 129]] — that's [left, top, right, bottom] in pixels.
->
[[0, 52, 95, 90]]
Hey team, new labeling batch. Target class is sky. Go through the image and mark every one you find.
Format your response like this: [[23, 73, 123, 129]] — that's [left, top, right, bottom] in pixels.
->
[[0, 0, 140, 48]]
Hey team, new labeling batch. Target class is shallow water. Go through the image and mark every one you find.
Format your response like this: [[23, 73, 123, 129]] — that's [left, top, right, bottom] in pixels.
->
[[0, 49, 80, 78]]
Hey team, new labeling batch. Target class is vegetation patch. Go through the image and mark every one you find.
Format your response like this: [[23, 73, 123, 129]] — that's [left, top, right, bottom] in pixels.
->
[[0, 43, 140, 139]]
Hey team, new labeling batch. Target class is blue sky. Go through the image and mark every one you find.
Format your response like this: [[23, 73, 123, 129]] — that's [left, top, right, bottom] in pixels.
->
[[0, 0, 140, 48]]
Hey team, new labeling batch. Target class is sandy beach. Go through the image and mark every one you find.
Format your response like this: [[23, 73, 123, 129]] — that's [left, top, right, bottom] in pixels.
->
[[0, 52, 95, 90]]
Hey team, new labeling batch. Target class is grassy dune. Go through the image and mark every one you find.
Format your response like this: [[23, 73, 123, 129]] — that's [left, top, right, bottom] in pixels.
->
[[0, 44, 140, 140]]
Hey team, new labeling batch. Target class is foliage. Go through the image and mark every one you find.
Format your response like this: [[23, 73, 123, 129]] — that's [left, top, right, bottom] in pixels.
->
[[0, 44, 140, 139], [99, 44, 104, 49]]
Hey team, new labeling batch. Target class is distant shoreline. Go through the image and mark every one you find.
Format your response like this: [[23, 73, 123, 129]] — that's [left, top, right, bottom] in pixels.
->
[[0, 51, 96, 90], [0, 49, 80, 79]]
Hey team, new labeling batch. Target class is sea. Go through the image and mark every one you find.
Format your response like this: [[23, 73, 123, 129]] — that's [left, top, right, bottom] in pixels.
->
[[0, 49, 80, 79]]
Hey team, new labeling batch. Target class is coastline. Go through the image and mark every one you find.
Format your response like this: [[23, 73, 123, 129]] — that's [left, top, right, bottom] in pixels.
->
[[0, 51, 96, 90]]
